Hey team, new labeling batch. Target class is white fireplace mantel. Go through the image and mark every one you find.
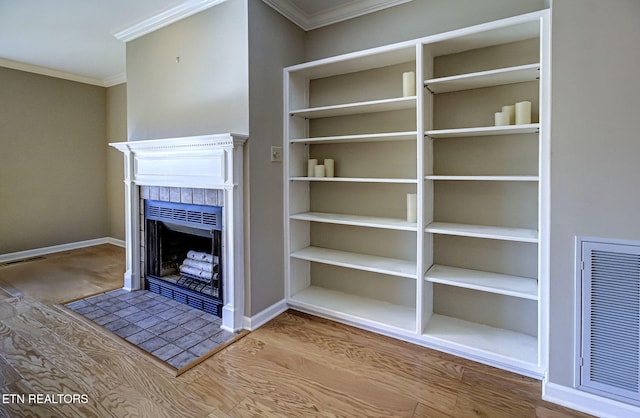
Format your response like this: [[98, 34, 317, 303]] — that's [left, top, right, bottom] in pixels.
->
[[110, 133, 248, 332]]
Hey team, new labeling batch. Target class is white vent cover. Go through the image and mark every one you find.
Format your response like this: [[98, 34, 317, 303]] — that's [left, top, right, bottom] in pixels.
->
[[580, 238, 640, 405]]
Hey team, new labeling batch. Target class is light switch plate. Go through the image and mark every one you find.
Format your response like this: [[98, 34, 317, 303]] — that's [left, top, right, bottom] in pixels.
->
[[271, 146, 282, 162]]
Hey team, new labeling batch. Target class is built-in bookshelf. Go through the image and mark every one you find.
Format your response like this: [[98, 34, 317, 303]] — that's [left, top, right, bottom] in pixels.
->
[[284, 10, 549, 377]]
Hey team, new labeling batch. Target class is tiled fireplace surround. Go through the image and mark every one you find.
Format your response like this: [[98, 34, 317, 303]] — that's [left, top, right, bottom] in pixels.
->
[[110, 133, 247, 332]]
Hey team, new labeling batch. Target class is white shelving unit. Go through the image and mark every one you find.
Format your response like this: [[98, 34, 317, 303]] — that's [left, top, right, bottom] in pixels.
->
[[284, 10, 549, 378]]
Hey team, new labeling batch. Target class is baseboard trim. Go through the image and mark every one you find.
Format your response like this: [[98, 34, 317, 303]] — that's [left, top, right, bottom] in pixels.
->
[[543, 381, 640, 418], [0, 237, 125, 263], [243, 299, 287, 331]]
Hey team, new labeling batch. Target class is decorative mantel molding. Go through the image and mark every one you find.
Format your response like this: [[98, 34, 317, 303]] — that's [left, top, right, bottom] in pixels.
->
[[110, 133, 248, 332]]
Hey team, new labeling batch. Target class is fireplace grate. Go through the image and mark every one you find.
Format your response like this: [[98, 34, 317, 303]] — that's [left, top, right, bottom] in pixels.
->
[[146, 276, 222, 317], [145, 200, 222, 231]]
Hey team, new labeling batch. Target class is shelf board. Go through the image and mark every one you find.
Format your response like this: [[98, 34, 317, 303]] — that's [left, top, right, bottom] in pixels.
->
[[291, 246, 417, 279], [426, 175, 538, 182], [425, 222, 538, 243], [291, 212, 417, 231], [424, 63, 540, 94], [425, 264, 538, 300], [290, 286, 416, 332], [290, 131, 417, 144], [291, 177, 417, 184], [423, 314, 538, 366], [425, 123, 539, 138], [290, 96, 416, 119]]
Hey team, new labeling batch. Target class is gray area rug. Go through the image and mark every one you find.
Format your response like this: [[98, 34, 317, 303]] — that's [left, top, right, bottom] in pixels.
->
[[64, 288, 236, 370]]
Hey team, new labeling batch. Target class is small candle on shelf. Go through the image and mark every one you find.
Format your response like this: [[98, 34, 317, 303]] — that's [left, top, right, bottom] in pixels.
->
[[494, 111, 509, 126], [307, 159, 317, 177], [314, 164, 325, 178], [324, 159, 334, 177], [502, 105, 515, 125], [406, 193, 417, 223], [402, 72, 416, 97], [515, 101, 532, 124]]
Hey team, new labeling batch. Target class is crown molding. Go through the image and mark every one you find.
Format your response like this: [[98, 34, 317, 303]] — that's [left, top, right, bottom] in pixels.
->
[[0, 58, 113, 87], [262, 0, 412, 31], [113, 0, 228, 42], [103, 72, 127, 87]]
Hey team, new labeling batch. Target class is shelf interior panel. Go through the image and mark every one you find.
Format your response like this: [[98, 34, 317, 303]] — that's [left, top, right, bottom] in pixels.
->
[[425, 264, 537, 300], [292, 211, 417, 231], [290, 286, 416, 332], [426, 222, 538, 242], [424, 314, 538, 365], [425, 63, 539, 94], [292, 246, 416, 278]]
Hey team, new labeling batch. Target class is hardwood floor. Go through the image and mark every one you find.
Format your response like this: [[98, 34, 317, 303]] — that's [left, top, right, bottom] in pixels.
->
[[0, 244, 591, 417]]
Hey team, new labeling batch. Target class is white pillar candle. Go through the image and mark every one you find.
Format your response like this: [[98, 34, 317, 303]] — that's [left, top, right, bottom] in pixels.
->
[[406, 193, 418, 223], [314, 164, 325, 178], [402, 72, 416, 97], [307, 159, 317, 177], [494, 111, 509, 126], [502, 105, 515, 125], [324, 159, 334, 177], [515, 101, 532, 124]]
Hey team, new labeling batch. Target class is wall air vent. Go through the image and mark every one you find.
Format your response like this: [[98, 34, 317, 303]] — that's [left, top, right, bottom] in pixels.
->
[[144, 200, 222, 231], [579, 237, 640, 406]]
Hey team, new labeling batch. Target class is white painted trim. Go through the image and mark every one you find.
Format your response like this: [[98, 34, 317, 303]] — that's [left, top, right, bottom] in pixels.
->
[[112, 0, 229, 42], [0, 237, 123, 263], [243, 299, 288, 330], [0, 58, 108, 87], [262, 0, 412, 31], [543, 382, 640, 418], [103, 73, 127, 87], [105, 238, 126, 248]]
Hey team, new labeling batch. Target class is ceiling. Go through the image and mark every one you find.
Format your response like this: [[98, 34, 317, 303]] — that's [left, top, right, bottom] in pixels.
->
[[0, 0, 409, 87]]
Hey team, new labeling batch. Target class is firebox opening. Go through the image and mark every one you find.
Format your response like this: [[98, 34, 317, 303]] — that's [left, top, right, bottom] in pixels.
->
[[144, 200, 224, 317]]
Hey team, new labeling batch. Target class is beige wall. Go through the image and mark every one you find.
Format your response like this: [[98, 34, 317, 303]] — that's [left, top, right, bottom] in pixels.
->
[[549, 0, 640, 387], [125, 0, 305, 315], [305, 0, 546, 61], [0, 67, 108, 254], [126, 0, 249, 141], [247, 0, 305, 314], [106, 83, 126, 241]]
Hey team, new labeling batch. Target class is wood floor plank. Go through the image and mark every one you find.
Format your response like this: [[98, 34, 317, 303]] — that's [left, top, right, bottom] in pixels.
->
[[194, 337, 418, 418], [250, 311, 460, 414], [0, 355, 20, 387], [265, 311, 466, 382], [239, 335, 419, 415], [0, 245, 592, 418], [186, 367, 250, 414], [413, 402, 455, 418]]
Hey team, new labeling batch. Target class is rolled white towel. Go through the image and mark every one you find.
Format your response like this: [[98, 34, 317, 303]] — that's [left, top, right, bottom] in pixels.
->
[[186, 250, 215, 264], [182, 258, 217, 273], [179, 265, 213, 281]]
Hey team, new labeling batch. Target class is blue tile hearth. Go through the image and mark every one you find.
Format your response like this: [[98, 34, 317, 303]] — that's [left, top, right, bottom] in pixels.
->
[[65, 288, 237, 369]]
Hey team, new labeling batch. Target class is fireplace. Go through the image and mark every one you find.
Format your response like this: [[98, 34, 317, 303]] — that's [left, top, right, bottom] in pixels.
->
[[144, 199, 223, 316], [110, 133, 247, 331]]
